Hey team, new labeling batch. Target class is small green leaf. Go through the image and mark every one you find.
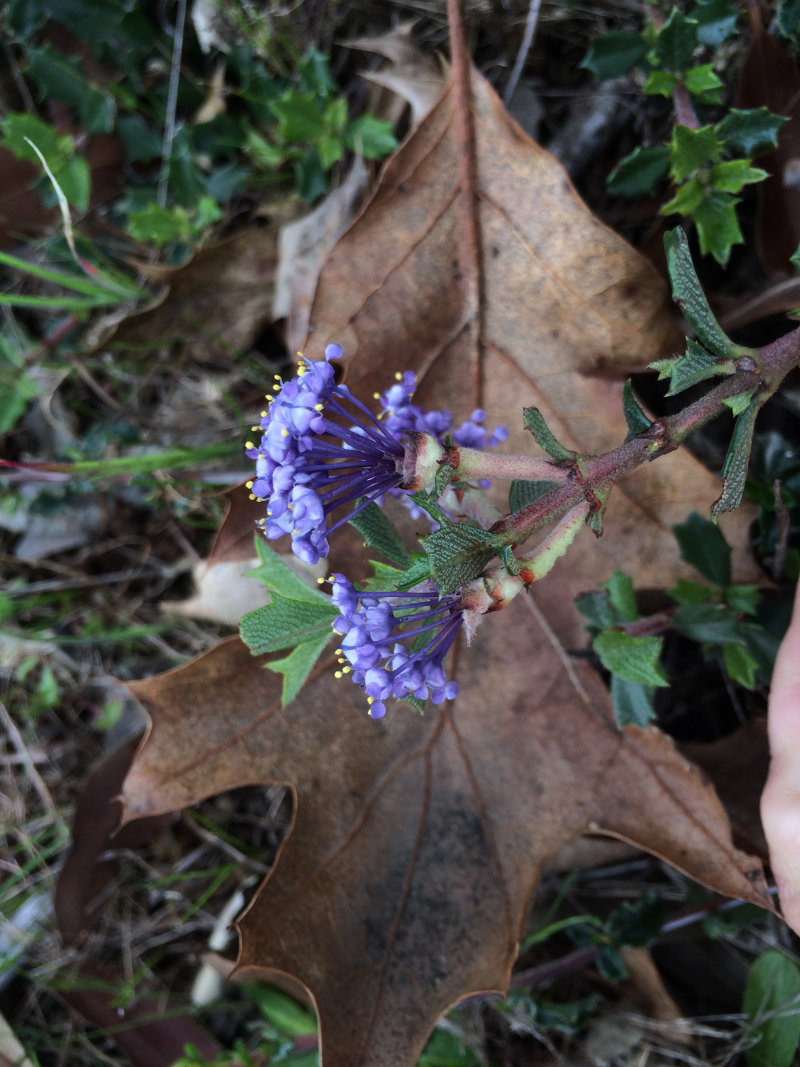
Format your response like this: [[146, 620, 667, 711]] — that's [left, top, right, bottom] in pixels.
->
[[248, 984, 317, 1037], [601, 571, 638, 622], [723, 642, 759, 689], [726, 584, 761, 615], [239, 594, 337, 655], [622, 379, 651, 440], [693, 189, 743, 265], [683, 63, 724, 98], [713, 397, 761, 516], [266, 627, 333, 705], [652, 338, 735, 396], [716, 107, 788, 156], [117, 114, 162, 163], [672, 511, 731, 585], [663, 228, 738, 358], [691, 0, 740, 46], [654, 9, 700, 72], [743, 950, 800, 1067], [643, 69, 679, 97], [673, 602, 743, 644], [662, 176, 706, 217], [522, 407, 575, 463], [581, 32, 649, 80], [710, 159, 768, 194], [611, 675, 656, 727], [348, 502, 412, 567], [246, 537, 331, 603], [595, 945, 629, 982], [508, 479, 560, 513], [423, 513, 495, 595], [271, 90, 325, 143], [594, 631, 668, 687], [396, 555, 434, 591], [669, 577, 714, 605], [670, 124, 723, 181], [345, 114, 398, 159], [607, 145, 671, 197], [575, 591, 619, 631], [778, 0, 800, 38], [723, 387, 757, 417]]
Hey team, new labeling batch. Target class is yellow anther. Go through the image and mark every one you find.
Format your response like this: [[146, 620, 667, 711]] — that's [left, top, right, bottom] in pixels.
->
[[281, 428, 289, 436], [245, 441, 254, 450], [334, 670, 343, 679], [274, 373, 282, 380], [261, 410, 267, 417], [395, 372, 402, 380], [246, 480, 254, 489], [248, 494, 256, 500], [273, 383, 281, 391], [373, 392, 381, 400], [341, 665, 351, 674]]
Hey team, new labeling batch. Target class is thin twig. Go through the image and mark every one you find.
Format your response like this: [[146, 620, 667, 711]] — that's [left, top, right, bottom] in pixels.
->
[[157, 0, 188, 208], [0, 700, 57, 816], [504, 0, 544, 105]]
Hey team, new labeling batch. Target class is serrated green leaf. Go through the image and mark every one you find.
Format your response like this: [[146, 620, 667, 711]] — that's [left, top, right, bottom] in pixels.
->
[[266, 627, 334, 705], [684, 64, 724, 98], [668, 578, 714, 605], [270, 90, 325, 143], [662, 176, 706, 217], [345, 114, 398, 159], [240, 593, 337, 656], [246, 537, 331, 604], [622, 379, 651, 440], [743, 950, 800, 1067], [581, 32, 649, 80], [691, 0, 740, 46], [693, 189, 743, 265], [670, 124, 723, 181], [396, 555, 434, 591], [654, 9, 700, 72], [723, 388, 757, 416], [610, 675, 657, 727], [713, 397, 761, 516], [726, 584, 761, 615], [723, 642, 759, 689], [643, 69, 679, 97], [607, 145, 671, 196], [652, 338, 734, 396], [778, 0, 800, 40], [710, 159, 768, 194], [672, 511, 731, 585], [673, 602, 743, 644], [522, 407, 575, 463], [25, 46, 114, 136], [348, 502, 412, 567], [663, 228, 737, 358], [575, 591, 619, 631], [594, 631, 668, 687], [508, 479, 560, 513], [716, 107, 788, 156], [423, 515, 495, 595], [601, 571, 638, 622], [595, 945, 629, 982]]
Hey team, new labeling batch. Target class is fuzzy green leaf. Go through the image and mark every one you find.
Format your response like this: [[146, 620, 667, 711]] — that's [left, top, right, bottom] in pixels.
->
[[594, 631, 668, 687], [723, 388, 757, 417], [601, 571, 639, 622], [743, 950, 800, 1067], [713, 397, 761, 516], [716, 107, 788, 157], [673, 603, 743, 644], [672, 512, 731, 585], [246, 537, 331, 604], [663, 228, 737, 358], [610, 676, 657, 727], [348, 503, 412, 567], [508, 479, 559, 513], [423, 514, 495, 595], [266, 628, 334, 705], [240, 594, 337, 655], [652, 338, 735, 396], [607, 145, 671, 196], [575, 591, 619, 632], [622, 379, 651, 440], [522, 407, 575, 462], [581, 32, 649, 80], [670, 124, 723, 181], [654, 9, 700, 72]]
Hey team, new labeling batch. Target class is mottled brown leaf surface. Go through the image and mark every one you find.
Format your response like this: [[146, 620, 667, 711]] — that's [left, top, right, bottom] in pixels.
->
[[119, 8, 770, 1065]]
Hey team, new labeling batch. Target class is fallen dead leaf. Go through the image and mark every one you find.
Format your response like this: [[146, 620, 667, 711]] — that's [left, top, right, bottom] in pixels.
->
[[103, 4, 773, 1064]]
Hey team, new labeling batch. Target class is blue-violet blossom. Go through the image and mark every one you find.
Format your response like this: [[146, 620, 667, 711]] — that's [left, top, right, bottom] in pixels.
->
[[329, 573, 462, 719], [246, 345, 508, 563]]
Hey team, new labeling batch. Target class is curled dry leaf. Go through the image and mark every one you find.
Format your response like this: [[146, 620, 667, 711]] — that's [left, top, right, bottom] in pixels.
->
[[110, 4, 769, 1064]]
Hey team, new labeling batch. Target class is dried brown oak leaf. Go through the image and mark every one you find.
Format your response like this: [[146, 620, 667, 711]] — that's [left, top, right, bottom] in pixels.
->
[[120, 7, 769, 1065]]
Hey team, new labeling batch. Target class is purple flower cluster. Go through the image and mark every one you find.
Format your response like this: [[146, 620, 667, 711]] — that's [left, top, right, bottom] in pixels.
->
[[329, 573, 461, 719], [246, 344, 408, 564]]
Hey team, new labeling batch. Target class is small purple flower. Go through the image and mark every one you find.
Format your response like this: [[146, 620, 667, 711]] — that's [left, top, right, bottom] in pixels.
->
[[247, 345, 411, 564], [328, 573, 461, 719]]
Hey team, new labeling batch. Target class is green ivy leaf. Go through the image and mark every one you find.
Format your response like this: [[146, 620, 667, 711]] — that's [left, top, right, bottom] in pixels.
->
[[522, 407, 575, 463], [662, 177, 706, 217], [668, 578, 714, 605], [610, 675, 656, 727], [601, 571, 639, 622], [691, 0, 740, 46], [777, 0, 800, 40], [672, 511, 731, 585], [653, 9, 700, 72], [607, 145, 671, 196], [622, 379, 651, 439], [716, 107, 788, 156], [643, 69, 679, 97], [593, 631, 668, 687], [663, 228, 738, 358], [508, 479, 560, 513], [271, 90, 325, 143], [726, 584, 761, 615], [345, 114, 399, 159], [670, 124, 723, 181], [25, 45, 115, 135], [683, 64, 724, 100], [743, 950, 800, 1067], [575, 591, 619, 631], [710, 159, 768, 194], [672, 602, 743, 644], [348, 502, 412, 567], [693, 189, 743, 265], [581, 32, 649, 80], [723, 642, 759, 689]]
